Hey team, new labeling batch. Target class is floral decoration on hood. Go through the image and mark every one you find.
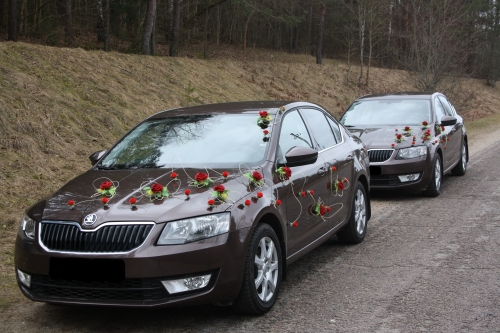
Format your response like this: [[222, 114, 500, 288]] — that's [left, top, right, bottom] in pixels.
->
[[142, 182, 169, 200], [192, 172, 213, 187], [244, 170, 264, 187]]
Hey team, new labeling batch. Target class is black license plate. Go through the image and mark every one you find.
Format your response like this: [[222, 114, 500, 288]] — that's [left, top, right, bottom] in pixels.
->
[[49, 258, 125, 283]]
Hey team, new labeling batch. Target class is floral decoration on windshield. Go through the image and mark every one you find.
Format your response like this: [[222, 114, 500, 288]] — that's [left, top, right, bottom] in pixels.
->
[[257, 111, 272, 128], [421, 120, 429, 129]]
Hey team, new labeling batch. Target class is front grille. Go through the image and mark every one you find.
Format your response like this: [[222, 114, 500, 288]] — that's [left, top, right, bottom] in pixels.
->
[[40, 222, 153, 253], [368, 149, 394, 163], [30, 274, 169, 302]]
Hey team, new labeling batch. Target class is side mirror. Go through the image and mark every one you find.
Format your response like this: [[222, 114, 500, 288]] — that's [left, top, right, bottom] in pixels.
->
[[440, 116, 457, 127], [278, 146, 318, 168], [89, 150, 107, 166]]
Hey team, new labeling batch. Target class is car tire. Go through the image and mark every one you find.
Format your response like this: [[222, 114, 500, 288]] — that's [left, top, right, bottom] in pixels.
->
[[451, 140, 467, 176], [424, 154, 442, 197], [336, 182, 368, 244], [232, 223, 282, 315]]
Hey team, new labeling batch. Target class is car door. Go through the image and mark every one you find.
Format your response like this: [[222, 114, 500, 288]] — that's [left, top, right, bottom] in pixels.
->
[[433, 97, 454, 170], [300, 108, 354, 234], [275, 109, 328, 256], [438, 95, 462, 167]]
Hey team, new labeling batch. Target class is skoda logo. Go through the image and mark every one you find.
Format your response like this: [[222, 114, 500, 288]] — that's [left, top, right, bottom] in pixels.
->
[[83, 214, 98, 226]]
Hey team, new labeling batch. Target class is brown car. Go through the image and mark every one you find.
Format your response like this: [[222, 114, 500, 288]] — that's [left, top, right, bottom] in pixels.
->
[[15, 101, 370, 314], [339, 92, 468, 196]]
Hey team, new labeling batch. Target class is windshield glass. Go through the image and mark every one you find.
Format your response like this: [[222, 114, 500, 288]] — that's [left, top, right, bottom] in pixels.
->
[[340, 99, 431, 126], [98, 113, 270, 169]]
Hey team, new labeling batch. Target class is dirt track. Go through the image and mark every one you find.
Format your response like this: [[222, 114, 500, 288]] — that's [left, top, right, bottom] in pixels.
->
[[2, 129, 500, 333]]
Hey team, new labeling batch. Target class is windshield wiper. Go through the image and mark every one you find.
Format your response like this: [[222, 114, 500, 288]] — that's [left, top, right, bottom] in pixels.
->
[[134, 163, 166, 169], [95, 164, 126, 170]]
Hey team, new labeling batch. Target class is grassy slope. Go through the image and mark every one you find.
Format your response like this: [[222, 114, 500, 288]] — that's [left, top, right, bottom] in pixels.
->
[[0, 41, 499, 309]]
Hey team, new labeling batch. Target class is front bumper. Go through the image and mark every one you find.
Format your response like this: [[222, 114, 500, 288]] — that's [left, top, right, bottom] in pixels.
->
[[14, 224, 251, 307], [369, 153, 433, 191]]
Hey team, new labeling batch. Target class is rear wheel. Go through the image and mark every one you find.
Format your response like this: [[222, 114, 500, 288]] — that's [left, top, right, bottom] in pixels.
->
[[337, 182, 368, 244], [451, 140, 467, 176], [424, 154, 442, 197], [232, 223, 282, 315]]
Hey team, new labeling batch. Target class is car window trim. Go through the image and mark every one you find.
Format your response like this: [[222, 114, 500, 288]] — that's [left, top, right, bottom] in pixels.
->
[[298, 107, 343, 152]]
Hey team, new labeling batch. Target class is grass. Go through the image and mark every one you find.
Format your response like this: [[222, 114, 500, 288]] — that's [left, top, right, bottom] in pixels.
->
[[0, 41, 499, 311]]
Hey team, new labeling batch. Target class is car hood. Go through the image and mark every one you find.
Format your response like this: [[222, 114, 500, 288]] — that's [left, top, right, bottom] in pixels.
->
[[39, 168, 260, 228], [347, 126, 431, 149]]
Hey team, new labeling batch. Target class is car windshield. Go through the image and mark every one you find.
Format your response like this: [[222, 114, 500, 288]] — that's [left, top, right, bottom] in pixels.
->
[[97, 113, 270, 169], [340, 99, 431, 127]]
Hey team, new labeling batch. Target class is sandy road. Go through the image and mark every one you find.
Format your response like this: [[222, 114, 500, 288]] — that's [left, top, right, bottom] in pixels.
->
[[2, 130, 500, 333]]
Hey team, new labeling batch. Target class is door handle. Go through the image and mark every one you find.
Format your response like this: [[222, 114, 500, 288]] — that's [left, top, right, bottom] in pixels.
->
[[318, 167, 327, 176]]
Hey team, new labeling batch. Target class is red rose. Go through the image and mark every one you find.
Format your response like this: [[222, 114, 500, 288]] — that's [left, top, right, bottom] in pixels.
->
[[435, 140, 438, 143], [252, 171, 262, 181], [332, 166, 337, 172], [275, 199, 282, 206], [423, 137, 427, 141], [301, 191, 306, 197], [195, 172, 208, 182], [292, 221, 299, 228], [245, 199, 251, 206], [213, 185, 225, 193], [309, 190, 315, 195], [320, 205, 327, 216], [208, 199, 215, 205], [441, 126, 445, 131], [391, 144, 395, 147], [151, 183, 163, 193], [222, 171, 229, 178], [263, 129, 269, 135], [68, 200, 75, 206], [343, 177, 348, 183], [396, 134, 402, 139], [102, 197, 109, 204], [395, 128, 398, 132], [184, 189, 191, 196], [337, 182, 344, 191], [412, 141, 416, 145], [327, 206, 332, 212], [283, 167, 292, 179], [422, 121, 428, 126], [404, 126, 410, 131], [171, 172, 178, 179], [129, 197, 137, 205], [256, 192, 263, 198], [259, 111, 268, 118], [100, 181, 113, 190]]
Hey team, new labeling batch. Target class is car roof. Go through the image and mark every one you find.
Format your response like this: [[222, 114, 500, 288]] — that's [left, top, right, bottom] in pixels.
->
[[149, 101, 296, 119], [356, 92, 440, 101]]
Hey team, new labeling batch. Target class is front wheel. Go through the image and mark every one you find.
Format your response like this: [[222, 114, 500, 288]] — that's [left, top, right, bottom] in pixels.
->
[[451, 140, 467, 176], [337, 182, 368, 244], [232, 223, 282, 315], [424, 154, 442, 197]]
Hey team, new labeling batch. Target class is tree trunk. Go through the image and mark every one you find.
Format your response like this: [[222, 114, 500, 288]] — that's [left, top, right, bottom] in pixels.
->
[[104, 0, 110, 51], [8, 0, 17, 41], [97, 0, 105, 42], [169, 0, 180, 56], [142, 0, 157, 55], [358, 1, 365, 85], [306, 4, 312, 54], [166, 0, 173, 43], [316, 2, 326, 65], [65, 0, 73, 46], [243, 9, 255, 50]]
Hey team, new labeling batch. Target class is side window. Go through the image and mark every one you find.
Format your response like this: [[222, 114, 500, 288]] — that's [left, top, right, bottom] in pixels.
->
[[438, 96, 455, 116], [278, 110, 313, 158], [300, 108, 337, 150], [437, 96, 453, 116], [434, 98, 446, 123], [326, 116, 342, 143]]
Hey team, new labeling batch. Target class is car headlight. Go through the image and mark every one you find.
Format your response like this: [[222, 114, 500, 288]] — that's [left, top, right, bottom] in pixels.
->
[[396, 146, 427, 159], [19, 213, 36, 239], [157, 213, 230, 245]]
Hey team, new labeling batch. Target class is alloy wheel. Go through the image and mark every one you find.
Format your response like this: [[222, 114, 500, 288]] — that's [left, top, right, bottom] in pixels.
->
[[254, 236, 279, 302], [354, 189, 366, 235]]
